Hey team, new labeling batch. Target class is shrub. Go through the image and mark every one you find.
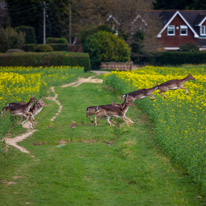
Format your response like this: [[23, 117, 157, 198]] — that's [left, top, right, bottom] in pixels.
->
[[22, 44, 36, 52], [6, 49, 24, 53], [179, 42, 199, 52], [46, 37, 68, 44], [35, 44, 53, 52], [15, 26, 36, 44], [83, 31, 131, 69], [48, 43, 68, 51], [0, 27, 25, 52], [0, 52, 91, 71]]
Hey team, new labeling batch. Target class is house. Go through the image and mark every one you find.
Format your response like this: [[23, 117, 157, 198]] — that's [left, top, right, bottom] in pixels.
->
[[133, 10, 206, 51], [106, 15, 120, 35]]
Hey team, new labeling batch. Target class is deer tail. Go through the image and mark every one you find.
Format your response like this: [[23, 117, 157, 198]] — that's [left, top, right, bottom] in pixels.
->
[[121, 94, 127, 99]]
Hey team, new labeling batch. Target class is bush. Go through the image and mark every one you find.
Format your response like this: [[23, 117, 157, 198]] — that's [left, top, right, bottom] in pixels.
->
[[83, 31, 131, 69], [48, 43, 68, 51], [179, 43, 199, 52], [22, 44, 36, 52], [35, 44, 53, 52], [15, 26, 36, 44], [0, 27, 25, 52], [46, 37, 68, 44], [0, 52, 91, 71], [6, 49, 24, 53]]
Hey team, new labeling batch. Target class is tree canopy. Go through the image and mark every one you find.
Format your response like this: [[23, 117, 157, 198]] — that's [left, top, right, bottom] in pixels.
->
[[153, 0, 206, 9]]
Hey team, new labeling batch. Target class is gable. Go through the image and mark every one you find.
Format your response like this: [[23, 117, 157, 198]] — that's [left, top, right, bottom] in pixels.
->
[[157, 11, 199, 38], [198, 16, 206, 26]]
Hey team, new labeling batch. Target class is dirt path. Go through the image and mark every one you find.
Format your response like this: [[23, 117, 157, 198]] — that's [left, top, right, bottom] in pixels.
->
[[61, 76, 103, 88], [45, 86, 63, 122], [4, 76, 103, 154]]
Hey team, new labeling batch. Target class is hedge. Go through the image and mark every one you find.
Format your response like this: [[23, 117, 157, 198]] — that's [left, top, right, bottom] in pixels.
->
[[22, 44, 68, 52], [133, 51, 206, 66], [0, 52, 91, 71]]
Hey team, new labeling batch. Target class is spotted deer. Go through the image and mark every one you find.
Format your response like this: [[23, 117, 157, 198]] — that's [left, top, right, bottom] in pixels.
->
[[1, 97, 37, 122], [121, 83, 159, 102], [157, 73, 196, 99], [5, 98, 46, 127], [86, 97, 132, 124], [94, 99, 134, 126]]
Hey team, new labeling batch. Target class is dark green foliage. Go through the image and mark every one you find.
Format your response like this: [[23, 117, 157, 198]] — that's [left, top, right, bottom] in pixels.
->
[[0, 52, 91, 71], [83, 31, 131, 69], [48, 44, 68, 51], [179, 43, 199, 52], [15, 26, 36, 44], [23, 43, 68, 52], [78, 25, 113, 45], [130, 30, 145, 63], [154, 52, 206, 65], [0, 27, 25, 52], [34, 44, 53, 52], [133, 52, 206, 65], [153, 0, 206, 9], [46, 37, 68, 44], [22, 44, 36, 52]]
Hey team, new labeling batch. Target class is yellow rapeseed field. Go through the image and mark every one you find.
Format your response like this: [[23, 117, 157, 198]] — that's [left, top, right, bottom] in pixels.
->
[[105, 65, 206, 193]]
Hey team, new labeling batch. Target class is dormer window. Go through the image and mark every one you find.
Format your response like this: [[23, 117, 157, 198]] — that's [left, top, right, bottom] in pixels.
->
[[200, 25, 206, 36], [168, 25, 175, 36], [180, 25, 188, 36]]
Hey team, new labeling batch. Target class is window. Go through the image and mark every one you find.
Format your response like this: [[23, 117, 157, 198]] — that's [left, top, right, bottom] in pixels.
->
[[200, 25, 206, 36], [180, 25, 188, 36], [168, 25, 175, 36]]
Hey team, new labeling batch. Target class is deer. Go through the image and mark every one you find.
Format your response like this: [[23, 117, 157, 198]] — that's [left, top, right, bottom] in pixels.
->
[[157, 73, 196, 99], [121, 83, 159, 102], [5, 98, 46, 127], [1, 97, 37, 127], [94, 99, 134, 127], [86, 97, 133, 124]]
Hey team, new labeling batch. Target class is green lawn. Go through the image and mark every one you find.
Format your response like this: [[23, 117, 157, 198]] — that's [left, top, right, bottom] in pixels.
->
[[0, 75, 205, 206]]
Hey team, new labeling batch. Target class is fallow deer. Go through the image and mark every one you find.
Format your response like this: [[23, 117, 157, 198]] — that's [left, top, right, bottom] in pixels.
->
[[121, 83, 159, 102], [86, 97, 132, 124], [1, 97, 37, 125], [5, 98, 46, 127], [94, 99, 134, 126], [157, 73, 196, 99]]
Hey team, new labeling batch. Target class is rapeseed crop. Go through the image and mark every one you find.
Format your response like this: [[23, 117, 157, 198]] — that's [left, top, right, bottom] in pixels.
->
[[0, 66, 84, 138], [105, 65, 206, 196]]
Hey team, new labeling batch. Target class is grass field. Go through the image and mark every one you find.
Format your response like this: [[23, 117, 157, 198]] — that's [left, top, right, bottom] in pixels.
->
[[0, 73, 205, 205]]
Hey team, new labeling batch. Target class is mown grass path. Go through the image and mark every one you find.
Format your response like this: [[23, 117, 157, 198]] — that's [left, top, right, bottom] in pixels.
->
[[0, 74, 205, 206]]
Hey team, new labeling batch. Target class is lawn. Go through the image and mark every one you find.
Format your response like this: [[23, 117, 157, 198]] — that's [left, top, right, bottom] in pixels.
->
[[0, 73, 205, 206]]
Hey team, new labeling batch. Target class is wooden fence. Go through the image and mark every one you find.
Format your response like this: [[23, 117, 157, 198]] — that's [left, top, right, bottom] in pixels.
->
[[100, 61, 133, 71]]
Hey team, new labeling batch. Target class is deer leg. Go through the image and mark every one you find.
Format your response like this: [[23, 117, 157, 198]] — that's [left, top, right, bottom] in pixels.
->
[[87, 114, 94, 123], [180, 86, 189, 95], [106, 116, 115, 126], [151, 94, 156, 101], [21, 112, 32, 124], [124, 115, 135, 124], [158, 91, 167, 99]]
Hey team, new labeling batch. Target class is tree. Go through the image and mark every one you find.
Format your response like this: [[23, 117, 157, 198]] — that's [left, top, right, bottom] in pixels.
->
[[83, 31, 131, 69], [0, 27, 25, 52], [5, 0, 72, 43], [153, 0, 206, 9]]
